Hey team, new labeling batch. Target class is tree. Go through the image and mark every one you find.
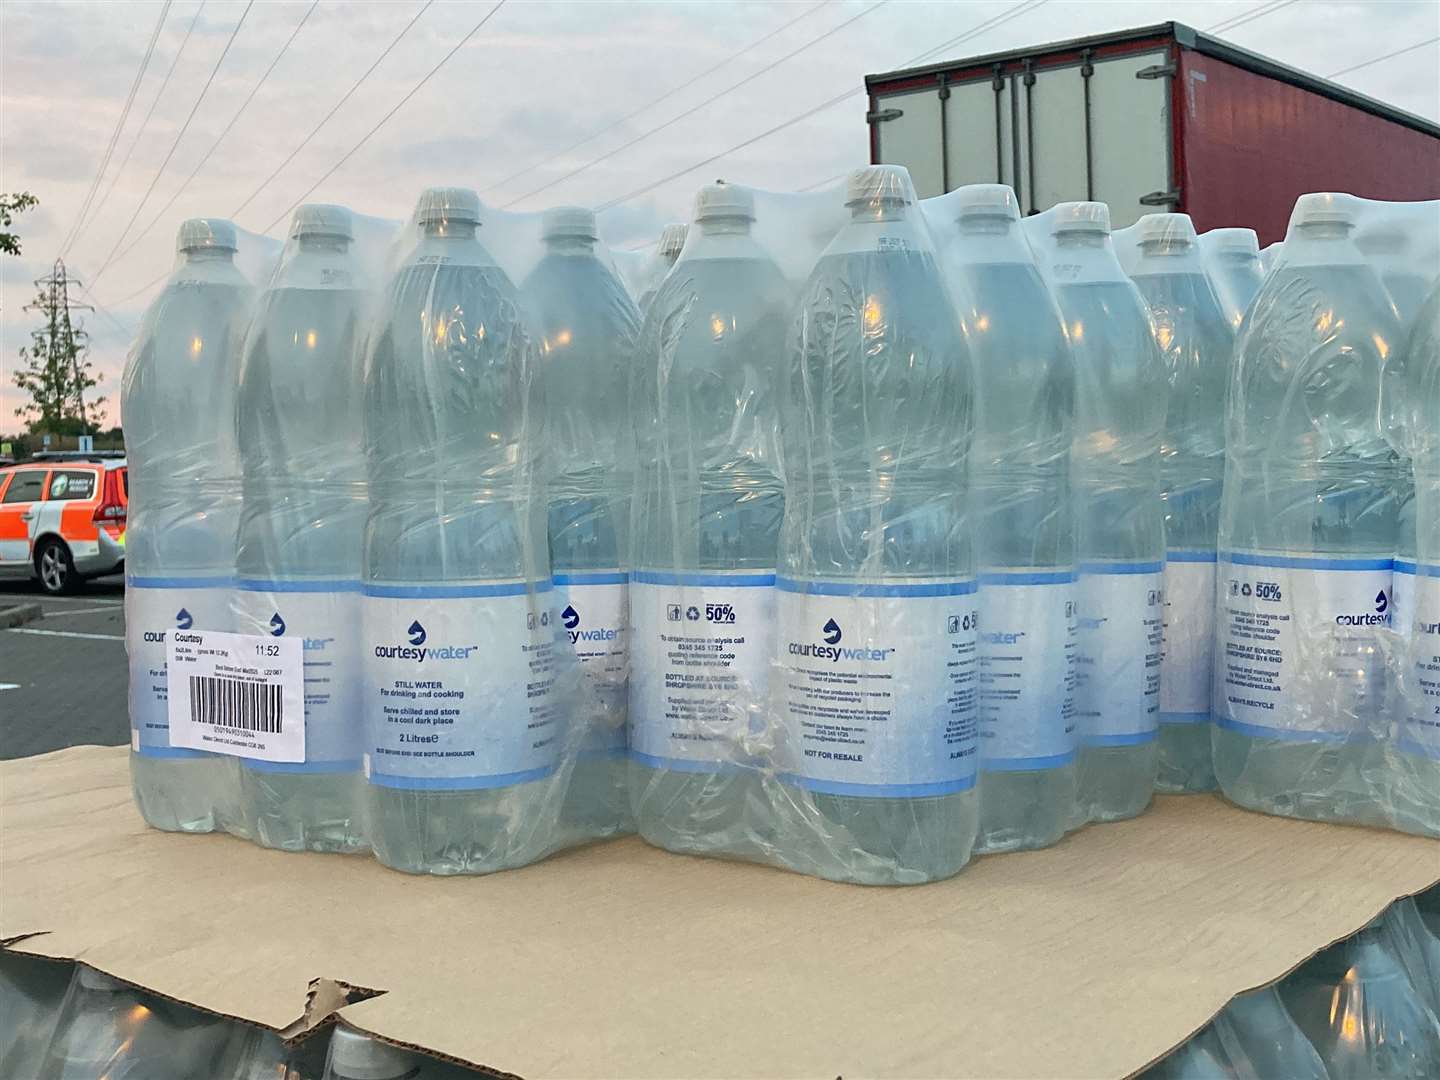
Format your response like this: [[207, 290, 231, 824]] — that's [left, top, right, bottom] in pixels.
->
[[13, 260, 105, 433], [0, 192, 39, 256]]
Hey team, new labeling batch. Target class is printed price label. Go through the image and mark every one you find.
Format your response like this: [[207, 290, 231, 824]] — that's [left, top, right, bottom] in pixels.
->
[[166, 629, 305, 762]]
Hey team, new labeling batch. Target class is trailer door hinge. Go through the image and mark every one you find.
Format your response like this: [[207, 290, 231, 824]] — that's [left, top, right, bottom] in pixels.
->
[[1140, 188, 1182, 206], [866, 107, 903, 124], [1136, 61, 1177, 79]]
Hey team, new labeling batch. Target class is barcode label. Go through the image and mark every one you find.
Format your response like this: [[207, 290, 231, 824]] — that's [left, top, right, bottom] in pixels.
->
[[166, 629, 305, 762], [189, 675, 284, 733]]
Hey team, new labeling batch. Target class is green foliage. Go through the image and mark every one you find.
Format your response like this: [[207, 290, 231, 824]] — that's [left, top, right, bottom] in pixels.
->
[[0, 192, 39, 256]]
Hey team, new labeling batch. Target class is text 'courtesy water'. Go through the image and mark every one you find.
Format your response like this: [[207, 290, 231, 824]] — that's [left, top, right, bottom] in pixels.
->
[[628, 183, 790, 859], [1214, 193, 1402, 825], [123, 218, 253, 835], [776, 165, 978, 884], [943, 184, 1078, 854], [1125, 213, 1231, 793], [1038, 202, 1166, 824], [523, 205, 640, 838], [361, 188, 560, 874], [233, 204, 370, 853]]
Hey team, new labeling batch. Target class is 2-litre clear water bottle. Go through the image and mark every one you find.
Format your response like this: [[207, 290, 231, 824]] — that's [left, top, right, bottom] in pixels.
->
[[523, 205, 639, 838], [233, 204, 370, 854], [39, 967, 235, 1080], [1126, 213, 1230, 794], [1039, 202, 1166, 824], [0, 952, 70, 1076], [1213, 986, 1328, 1080], [1278, 923, 1440, 1080], [628, 184, 789, 859], [943, 185, 1077, 854], [322, 1027, 470, 1079], [775, 165, 977, 884], [124, 218, 252, 835], [361, 187, 559, 874], [1213, 193, 1402, 825], [1199, 227, 1263, 332], [636, 222, 688, 311]]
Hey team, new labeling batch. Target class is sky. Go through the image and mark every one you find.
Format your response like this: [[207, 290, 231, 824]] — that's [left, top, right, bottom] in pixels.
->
[[1, 0, 1437, 430]]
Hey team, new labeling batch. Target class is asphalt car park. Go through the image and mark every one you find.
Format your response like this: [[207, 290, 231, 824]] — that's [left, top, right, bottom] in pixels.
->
[[0, 576, 128, 759]]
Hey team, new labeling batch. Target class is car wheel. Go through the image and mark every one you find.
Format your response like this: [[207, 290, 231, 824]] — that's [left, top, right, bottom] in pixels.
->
[[35, 538, 79, 595]]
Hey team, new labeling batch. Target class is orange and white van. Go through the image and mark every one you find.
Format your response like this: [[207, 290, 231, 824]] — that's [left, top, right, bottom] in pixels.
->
[[0, 457, 127, 593]]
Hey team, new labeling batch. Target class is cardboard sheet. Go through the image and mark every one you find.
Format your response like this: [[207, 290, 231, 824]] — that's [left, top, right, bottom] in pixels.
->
[[3, 745, 1437, 1079]]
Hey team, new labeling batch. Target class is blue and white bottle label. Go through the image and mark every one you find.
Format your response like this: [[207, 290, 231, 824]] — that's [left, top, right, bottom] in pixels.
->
[[233, 582, 361, 772], [1400, 565, 1440, 759], [1216, 552, 1392, 743], [775, 578, 979, 797], [977, 571, 1077, 771], [361, 583, 560, 789], [1161, 553, 1217, 724], [628, 571, 775, 771], [1392, 559, 1416, 641], [127, 578, 231, 758], [1075, 563, 1163, 746], [554, 572, 628, 757]]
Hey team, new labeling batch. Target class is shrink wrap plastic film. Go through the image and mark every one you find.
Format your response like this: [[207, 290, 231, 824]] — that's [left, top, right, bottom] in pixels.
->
[[1215, 193, 1440, 838], [1113, 213, 1232, 795], [1198, 227, 1264, 332]]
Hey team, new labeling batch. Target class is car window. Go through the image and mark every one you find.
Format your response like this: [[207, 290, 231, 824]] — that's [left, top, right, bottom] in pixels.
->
[[1, 470, 46, 503], [47, 470, 97, 501]]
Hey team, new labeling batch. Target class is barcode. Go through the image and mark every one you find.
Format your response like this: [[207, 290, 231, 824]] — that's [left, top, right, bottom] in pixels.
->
[[188, 675, 283, 734]]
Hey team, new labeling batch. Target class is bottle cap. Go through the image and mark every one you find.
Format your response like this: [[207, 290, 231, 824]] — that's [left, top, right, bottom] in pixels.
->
[[77, 967, 127, 992], [329, 1028, 417, 1080], [414, 187, 480, 227], [290, 204, 354, 242], [1204, 227, 1258, 256], [1291, 192, 1357, 228], [542, 205, 597, 242], [845, 164, 915, 209], [657, 223, 688, 260], [694, 183, 754, 223], [176, 218, 238, 254], [953, 184, 1019, 221], [1051, 201, 1109, 235], [1137, 212, 1196, 247]]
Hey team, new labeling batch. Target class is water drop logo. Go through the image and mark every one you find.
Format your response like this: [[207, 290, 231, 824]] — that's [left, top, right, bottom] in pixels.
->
[[269, 611, 286, 637], [561, 604, 580, 630], [175, 608, 193, 630], [1375, 590, 1389, 615], [822, 618, 842, 645], [408, 620, 427, 646]]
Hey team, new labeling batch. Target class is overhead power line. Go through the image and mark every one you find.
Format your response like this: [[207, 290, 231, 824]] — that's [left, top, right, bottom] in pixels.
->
[[58, 1, 173, 260], [104, 1, 321, 275], [71, 1, 202, 261], [1204, 0, 1300, 35], [599, 0, 1049, 211], [504, 0, 892, 208], [90, 1, 257, 288], [261, 0, 509, 234], [484, 0, 831, 197], [1327, 35, 1439, 79], [229, 0, 434, 223]]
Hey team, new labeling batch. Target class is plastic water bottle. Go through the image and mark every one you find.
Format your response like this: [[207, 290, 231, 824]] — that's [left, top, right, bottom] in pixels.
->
[[323, 1027, 468, 1079], [1126, 214, 1230, 794], [523, 205, 639, 838], [1213, 193, 1402, 825], [637, 222, 688, 311], [124, 218, 252, 834], [1278, 924, 1440, 1080], [232, 205, 370, 853], [1199, 227, 1263, 332], [628, 184, 789, 858], [0, 953, 70, 1076], [1214, 986, 1328, 1080], [775, 165, 977, 884], [1260, 241, 1283, 277], [1041, 202, 1166, 824], [943, 185, 1077, 854], [361, 188, 559, 874], [39, 967, 234, 1079], [1356, 218, 1434, 327]]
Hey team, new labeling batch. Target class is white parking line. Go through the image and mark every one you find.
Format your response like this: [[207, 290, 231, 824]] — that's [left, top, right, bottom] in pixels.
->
[[5, 627, 125, 642], [0, 683, 19, 691], [42, 606, 125, 618], [33, 594, 123, 605]]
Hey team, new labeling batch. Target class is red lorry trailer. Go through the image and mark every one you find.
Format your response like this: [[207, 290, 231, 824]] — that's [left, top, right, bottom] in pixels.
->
[[864, 21, 1440, 242]]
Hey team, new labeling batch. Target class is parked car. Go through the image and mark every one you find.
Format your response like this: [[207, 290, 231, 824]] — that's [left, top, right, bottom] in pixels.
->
[[0, 458, 127, 594]]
